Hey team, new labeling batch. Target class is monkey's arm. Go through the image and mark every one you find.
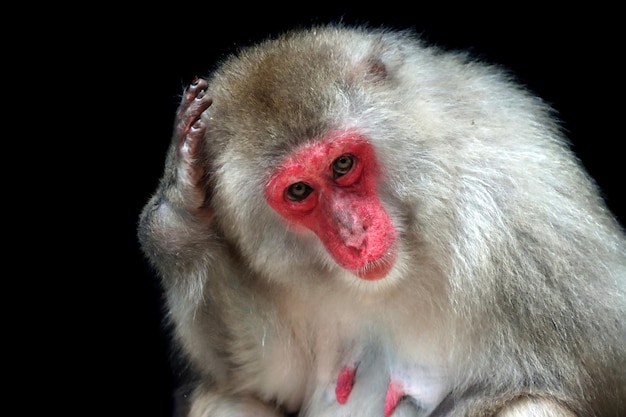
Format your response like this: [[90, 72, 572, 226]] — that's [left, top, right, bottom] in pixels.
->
[[138, 79, 285, 417], [138, 78, 214, 273], [137, 79, 225, 320]]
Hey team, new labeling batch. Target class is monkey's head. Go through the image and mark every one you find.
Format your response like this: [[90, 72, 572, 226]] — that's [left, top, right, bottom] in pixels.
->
[[196, 26, 426, 286], [198, 25, 555, 287]]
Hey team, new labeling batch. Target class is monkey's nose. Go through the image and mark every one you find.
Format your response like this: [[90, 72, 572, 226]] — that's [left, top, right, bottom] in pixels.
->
[[333, 211, 368, 249], [338, 226, 367, 249]]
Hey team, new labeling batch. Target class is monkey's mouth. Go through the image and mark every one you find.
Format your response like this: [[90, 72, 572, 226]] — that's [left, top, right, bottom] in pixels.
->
[[354, 251, 396, 280]]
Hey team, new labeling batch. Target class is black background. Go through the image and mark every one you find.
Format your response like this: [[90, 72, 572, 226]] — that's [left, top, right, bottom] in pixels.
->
[[100, 6, 623, 417]]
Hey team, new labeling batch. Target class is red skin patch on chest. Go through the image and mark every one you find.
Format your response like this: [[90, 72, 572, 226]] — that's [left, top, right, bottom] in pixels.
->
[[265, 133, 397, 280], [384, 380, 406, 417], [334, 365, 406, 416], [335, 365, 356, 404]]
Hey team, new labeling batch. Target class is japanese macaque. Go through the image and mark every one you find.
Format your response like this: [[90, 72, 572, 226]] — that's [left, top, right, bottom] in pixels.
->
[[137, 24, 626, 417]]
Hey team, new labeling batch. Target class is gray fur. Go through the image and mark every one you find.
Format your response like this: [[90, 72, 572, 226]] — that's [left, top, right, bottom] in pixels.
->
[[138, 24, 626, 416]]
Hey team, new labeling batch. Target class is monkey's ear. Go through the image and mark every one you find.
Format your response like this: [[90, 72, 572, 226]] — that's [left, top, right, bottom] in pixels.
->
[[347, 56, 390, 86], [364, 57, 389, 82], [352, 36, 405, 84]]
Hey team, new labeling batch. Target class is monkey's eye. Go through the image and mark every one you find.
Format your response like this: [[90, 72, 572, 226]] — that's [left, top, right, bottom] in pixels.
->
[[332, 155, 354, 178], [286, 182, 314, 201]]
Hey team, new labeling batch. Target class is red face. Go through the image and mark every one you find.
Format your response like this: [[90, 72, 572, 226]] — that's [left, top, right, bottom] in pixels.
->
[[265, 133, 397, 280]]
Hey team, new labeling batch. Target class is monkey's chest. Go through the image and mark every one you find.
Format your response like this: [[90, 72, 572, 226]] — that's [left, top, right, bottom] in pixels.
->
[[239, 307, 362, 412], [235, 296, 451, 415]]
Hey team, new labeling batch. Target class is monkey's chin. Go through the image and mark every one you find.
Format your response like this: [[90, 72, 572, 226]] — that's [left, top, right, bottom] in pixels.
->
[[353, 254, 396, 280]]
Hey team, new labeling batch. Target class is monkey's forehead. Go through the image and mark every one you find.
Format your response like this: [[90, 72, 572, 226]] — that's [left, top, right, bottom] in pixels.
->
[[207, 29, 371, 109], [201, 26, 410, 157], [214, 24, 390, 80]]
